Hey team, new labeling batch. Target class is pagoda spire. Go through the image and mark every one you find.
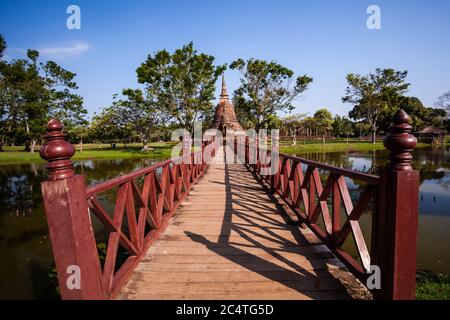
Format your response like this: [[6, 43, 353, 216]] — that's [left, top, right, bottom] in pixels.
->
[[212, 72, 243, 132], [220, 73, 229, 100]]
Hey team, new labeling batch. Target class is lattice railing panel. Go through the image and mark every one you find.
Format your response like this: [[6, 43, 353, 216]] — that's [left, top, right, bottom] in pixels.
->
[[240, 140, 380, 282], [81, 141, 215, 297]]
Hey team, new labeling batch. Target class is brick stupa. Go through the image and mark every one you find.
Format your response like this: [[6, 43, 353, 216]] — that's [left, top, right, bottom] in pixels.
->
[[212, 74, 244, 134]]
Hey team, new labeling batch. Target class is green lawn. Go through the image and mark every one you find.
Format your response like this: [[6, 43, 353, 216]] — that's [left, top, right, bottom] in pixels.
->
[[279, 140, 429, 154], [0, 140, 433, 165], [0, 142, 176, 165]]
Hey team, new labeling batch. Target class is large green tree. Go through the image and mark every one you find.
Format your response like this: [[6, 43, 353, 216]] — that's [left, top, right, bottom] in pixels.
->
[[0, 34, 10, 151], [399, 96, 446, 130], [313, 108, 333, 144], [136, 42, 225, 134], [343, 68, 409, 143], [0, 34, 5, 59], [301, 116, 317, 137], [279, 113, 308, 137], [332, 115, 354, 142], [230, 58, 313, 131], [88, 106, 132, 145], [0, 35, 87, 152], [109, 89, 167, 147]]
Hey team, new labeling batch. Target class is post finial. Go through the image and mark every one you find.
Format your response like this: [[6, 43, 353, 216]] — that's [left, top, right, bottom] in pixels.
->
[[383, 109, 417, 171], [39, 119, 75, 180]]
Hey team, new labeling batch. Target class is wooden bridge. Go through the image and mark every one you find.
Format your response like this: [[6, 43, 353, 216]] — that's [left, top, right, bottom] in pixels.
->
[[39, 110, 419, 300]]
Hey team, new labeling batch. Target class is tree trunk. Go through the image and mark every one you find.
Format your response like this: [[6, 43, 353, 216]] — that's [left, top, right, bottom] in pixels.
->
[[322, 134, 326, 145], [79, 138, 83, 153], [371, 130, 376, 144], [25, 121, 31, 152], [24, 139, 31, 152], [30, 139, 37, 153], [142, 139, 149, 152]]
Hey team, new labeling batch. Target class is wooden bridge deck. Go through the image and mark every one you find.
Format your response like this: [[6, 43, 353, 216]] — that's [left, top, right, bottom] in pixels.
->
[[116, 147, 369, 300]]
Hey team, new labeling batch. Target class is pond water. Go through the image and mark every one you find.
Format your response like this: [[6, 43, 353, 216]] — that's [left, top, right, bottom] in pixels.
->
[[0, 147, 449, 299]]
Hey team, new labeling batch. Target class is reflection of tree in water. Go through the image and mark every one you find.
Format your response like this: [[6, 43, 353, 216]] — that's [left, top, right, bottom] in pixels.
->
[[300, 147, 450, 186], [295, 148, 450, 244], [74, 159, 161, 210], [2, 176, 33, 216], [296, 151, 355, 171], [74, 159, 158, 186], [419, 165, 446, 183], [0, 159, 162, 220], [0, 164, 46, 217], [412, 148, 450, 184], [298, 152, 356, 187], [413, 147, 450, 169]]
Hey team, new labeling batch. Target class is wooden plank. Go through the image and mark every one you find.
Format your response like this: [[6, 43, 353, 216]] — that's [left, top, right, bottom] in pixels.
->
[[121, 269, 341, 283], [131, 259, 344, 273], [119, 290, 350, 300], [155, 234, 321, 247], [130, 279, 347, 294], [139, 253, 338, 267]]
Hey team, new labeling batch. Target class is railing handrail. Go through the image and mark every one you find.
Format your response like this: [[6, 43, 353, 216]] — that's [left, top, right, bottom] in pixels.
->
[[279, 153, 381, 185], [85, 147, 208, 197], [86, 158, 174, 196], [250, 145, 382, 185]]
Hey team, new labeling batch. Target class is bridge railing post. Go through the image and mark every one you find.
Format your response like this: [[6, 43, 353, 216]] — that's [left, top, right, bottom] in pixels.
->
[[374, 109, 419, 300], [40, 119, 104, 299]]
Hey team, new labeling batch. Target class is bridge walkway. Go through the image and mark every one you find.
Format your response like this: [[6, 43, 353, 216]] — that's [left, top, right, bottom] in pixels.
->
[[116, 146, 367, 300]]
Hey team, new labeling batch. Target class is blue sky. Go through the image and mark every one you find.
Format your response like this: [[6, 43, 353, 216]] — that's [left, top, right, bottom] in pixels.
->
[[1, 0, 449, 118]]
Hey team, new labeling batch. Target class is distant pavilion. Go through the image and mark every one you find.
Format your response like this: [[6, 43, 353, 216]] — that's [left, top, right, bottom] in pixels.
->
[[414, 126, 447, 145]]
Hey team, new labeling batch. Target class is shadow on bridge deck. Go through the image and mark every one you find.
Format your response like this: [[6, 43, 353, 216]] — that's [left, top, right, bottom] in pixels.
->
[[116, 147, 370, 300]]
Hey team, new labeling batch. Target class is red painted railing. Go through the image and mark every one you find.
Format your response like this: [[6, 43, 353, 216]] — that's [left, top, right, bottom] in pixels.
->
[[40, 120, 215, 299], [40, 109, 419, 300], [239, 109, 419, 300]]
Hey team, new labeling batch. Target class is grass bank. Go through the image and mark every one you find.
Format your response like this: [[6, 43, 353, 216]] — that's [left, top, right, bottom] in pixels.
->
[[416, 270, 450, 300], [279, 140, 429, 155], [0, 140, 432, 165], [0, 143, 175, 165]]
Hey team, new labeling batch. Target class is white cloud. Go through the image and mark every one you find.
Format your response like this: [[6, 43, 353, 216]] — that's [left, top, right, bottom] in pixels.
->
[[37, 41, 90, 59], [5, 41, 90, 61]]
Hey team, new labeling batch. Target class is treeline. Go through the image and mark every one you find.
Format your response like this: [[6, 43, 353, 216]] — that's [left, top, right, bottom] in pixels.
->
[[276, 95, 448, 144], [1, 35, 449, 152], [0, 35, 87, 152], [270, 69, 449, 143]]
